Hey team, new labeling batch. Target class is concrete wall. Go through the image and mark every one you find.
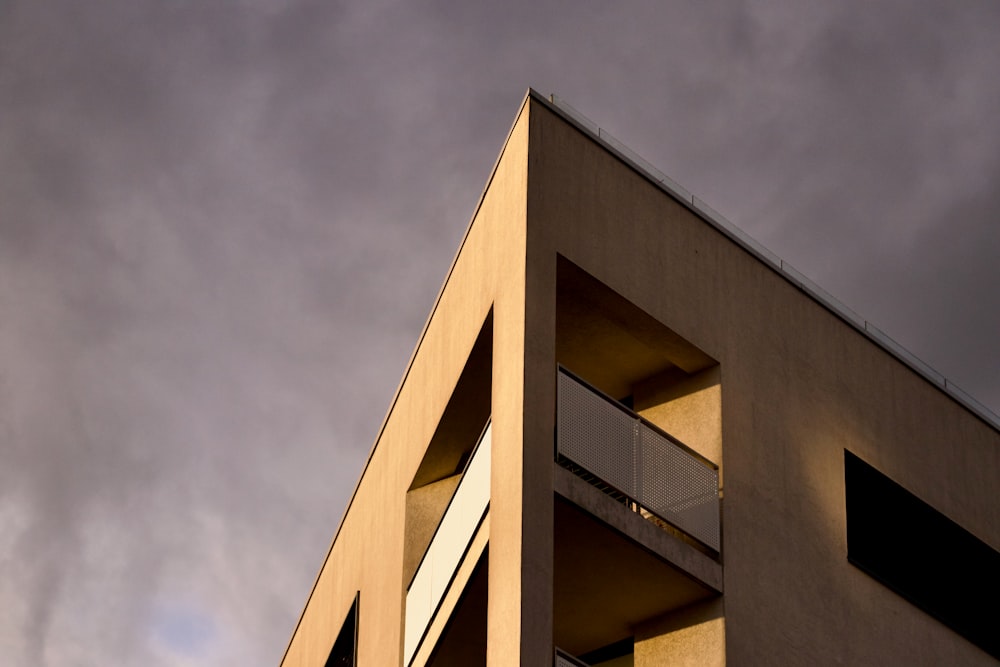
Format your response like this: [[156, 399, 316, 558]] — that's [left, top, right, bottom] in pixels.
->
[[526, 96, 998, 665], [404, 475, 461, 586], [635, 599, 725, 667], [635, 366, 722, 472]]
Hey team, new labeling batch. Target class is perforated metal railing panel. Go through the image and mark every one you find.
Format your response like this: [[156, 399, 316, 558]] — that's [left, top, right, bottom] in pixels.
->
[[639, 425, 720, 549], [557, 371, 636, 496], [557, 369, 720, 552], [554, 649, 589, 667]]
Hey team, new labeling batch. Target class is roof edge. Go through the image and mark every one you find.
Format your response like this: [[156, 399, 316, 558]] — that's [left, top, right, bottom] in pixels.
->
[[532, 90, 999, 433]]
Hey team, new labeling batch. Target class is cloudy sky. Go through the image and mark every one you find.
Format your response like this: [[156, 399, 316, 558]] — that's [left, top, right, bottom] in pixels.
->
[[2, 1, 998, 664]]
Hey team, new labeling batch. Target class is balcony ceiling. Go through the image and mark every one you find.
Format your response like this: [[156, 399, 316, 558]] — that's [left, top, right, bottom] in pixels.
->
[[553, 497, 718, 656], [556, 257, 715, 400]]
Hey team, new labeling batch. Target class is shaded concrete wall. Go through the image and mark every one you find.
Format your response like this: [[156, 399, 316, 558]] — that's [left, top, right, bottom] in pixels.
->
[[526, 96, 998, 665], [403, 475, 461, 585]]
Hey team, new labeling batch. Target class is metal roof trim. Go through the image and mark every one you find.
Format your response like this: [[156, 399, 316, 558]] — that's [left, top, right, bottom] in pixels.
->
[[538, 90, 998, 432]]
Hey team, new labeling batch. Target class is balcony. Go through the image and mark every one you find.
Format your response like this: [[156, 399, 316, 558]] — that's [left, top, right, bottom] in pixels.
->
[[555, 648, 590, 666], [556, 368, 720, 552], [404, 422, 492, 666], [553, 368, 722, 658], [555, 644, 633, 667]]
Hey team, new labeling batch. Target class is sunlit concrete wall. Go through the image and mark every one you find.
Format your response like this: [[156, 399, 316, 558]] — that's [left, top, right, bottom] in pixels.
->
[[634, 366, 722, 473]]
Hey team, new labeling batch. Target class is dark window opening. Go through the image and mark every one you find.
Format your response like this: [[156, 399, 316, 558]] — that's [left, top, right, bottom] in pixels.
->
[[325, 593, 358, 667], [845, 450, 999, 659]]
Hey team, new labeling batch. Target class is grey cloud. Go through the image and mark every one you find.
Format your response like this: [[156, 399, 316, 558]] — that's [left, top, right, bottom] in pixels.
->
[[1, 1, 997, 665]]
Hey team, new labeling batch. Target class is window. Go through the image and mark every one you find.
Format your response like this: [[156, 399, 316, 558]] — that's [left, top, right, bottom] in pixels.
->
[[325, 593, 358, 667], [845, 451, 999, 659]]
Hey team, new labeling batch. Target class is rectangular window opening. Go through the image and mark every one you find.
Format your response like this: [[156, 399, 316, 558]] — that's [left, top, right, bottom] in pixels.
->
[[845, 450, 999, 659]]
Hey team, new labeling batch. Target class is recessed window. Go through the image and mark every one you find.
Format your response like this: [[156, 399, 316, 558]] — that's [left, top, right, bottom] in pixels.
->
[[324, 594, 358, 667], [844, 451, 999, 659]]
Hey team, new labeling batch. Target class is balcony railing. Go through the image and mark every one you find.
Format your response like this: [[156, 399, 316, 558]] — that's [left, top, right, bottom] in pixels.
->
[[555, 648, 590, 666], [556, 368, 721, 552], [404, 421, 492, 666]]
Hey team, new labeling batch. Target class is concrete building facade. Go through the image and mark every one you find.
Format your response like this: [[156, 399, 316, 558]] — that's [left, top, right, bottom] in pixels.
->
[[281, 91, 1000, 666]]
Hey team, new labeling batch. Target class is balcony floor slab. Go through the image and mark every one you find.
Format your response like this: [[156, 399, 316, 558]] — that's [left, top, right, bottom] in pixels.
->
[[553, 466, 722, 656]]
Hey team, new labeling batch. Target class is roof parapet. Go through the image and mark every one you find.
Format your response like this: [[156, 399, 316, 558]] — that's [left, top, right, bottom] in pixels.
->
[[540, 91, 999, 433]]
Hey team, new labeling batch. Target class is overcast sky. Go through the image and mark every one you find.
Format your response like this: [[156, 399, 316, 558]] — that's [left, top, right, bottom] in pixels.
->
[[2, 1, 998, 665]]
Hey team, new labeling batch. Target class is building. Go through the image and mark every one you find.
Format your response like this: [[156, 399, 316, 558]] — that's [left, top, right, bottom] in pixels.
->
[[280, 90, 1000, 666]]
